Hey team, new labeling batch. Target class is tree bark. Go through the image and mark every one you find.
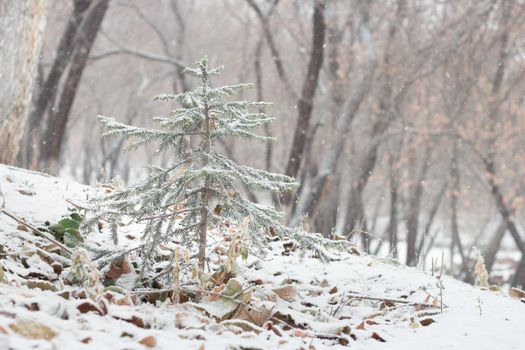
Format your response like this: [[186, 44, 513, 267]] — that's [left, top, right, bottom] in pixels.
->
[[406, 145, 431, 266], [387, 152, 400, 256], [0, 0, 48, 165], [482, 220, 507, 274], [25, 0, 91, 168], [283, 0, 326, 182], [449, 142, 465, 270], [39, 0, 110, 174], [343, 0, 405, 248]]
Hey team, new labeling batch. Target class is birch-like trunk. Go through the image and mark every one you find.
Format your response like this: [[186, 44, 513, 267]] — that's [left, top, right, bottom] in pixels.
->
[[0, 0, 47, 164]]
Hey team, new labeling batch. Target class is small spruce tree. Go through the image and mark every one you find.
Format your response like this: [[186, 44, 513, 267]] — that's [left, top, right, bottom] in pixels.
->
[[85, 57, 300, 289]]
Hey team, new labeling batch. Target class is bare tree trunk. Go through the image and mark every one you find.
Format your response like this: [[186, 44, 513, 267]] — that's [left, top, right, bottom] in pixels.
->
[[343, 0, 405, 250], [283, 0, 326, 182], [482, 220, 507, 274], [416, 183, 446, 261], [406, 145, 430, 266], [449, 142, 465, 271], [169, 0, 190, 93], [39, 0, 110, 174], [0, 0, 48, 165], [312, 176, 340, 236], [25, 0, 91, 168], [388, 152, 400, 256], [253, 39, 273, 172], [294, 4, 376, 223]]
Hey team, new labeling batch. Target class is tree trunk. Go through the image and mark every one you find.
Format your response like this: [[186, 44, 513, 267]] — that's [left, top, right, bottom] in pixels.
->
[[25, 0, 91, 168], [388, 153, 400, 256], [0, 0, 48, 165], [39, 0, 110, 174], [406, 145, 431, 266], [482, 220, 507, 274], [449, 142, 465, 271], [283, 0, 326, 182]]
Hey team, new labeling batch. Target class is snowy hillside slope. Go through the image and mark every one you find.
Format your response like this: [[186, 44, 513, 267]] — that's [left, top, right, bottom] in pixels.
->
[[0, 164, 524, 350]]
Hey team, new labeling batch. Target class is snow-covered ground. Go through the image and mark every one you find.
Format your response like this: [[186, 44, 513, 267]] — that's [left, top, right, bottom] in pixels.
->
[[0, 164, 524, 349]]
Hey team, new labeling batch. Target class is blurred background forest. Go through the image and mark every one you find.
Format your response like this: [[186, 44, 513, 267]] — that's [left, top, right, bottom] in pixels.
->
[[2, 0, 525, 287]]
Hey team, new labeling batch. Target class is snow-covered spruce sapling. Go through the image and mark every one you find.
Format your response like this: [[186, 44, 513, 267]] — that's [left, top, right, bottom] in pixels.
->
[[84, 57, 300, 294]]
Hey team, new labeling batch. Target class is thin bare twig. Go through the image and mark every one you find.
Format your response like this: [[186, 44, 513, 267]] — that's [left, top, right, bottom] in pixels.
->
[[1, 209, 73, 255]]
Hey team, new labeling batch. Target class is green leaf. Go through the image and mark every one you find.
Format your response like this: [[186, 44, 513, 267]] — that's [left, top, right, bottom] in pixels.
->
[[49, 218, 80, 239], [103, 278, 116, 287], [63, 229, 84, 248], [70, 212, 83, 223], [222, 278, 242, 298]]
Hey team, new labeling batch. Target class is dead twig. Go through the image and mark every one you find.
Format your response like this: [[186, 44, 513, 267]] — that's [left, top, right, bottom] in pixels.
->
[[0, 209, 73, 255]]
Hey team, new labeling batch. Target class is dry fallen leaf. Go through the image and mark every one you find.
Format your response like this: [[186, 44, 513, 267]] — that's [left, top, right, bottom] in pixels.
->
[[420, 318, 435, 326], [138, 335, 157, 348], [230, 304, 273, 326], [81, 337, 92, 344], [509, 287, 525, 299], [272, 285, 297, 302], [16, 224, 28, 232], [77, 301, 104, 315], [9, 319, 56, 340], [371, 331, 386, 342]]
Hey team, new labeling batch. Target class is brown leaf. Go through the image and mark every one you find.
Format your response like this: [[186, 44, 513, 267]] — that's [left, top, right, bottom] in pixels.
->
[[337, 325, 352, 335], [115, 315, 149, 329], [51, 262, 63, 275], [282, 240, 297, 252], [81, 337, 92, 344], [77, 301, 104, 315], [17, 224, 29, 232], [371, 332, 386, 342], [509, 287, 525, 299], [420, 318, 435, 326], [356, 322, 365, 330], [208, 285, 225, 302], [230, 305, 273, 326], [24, 302, 39, 312], [272, 285, 297, 302], [138, 335, 157, 348], [17, 189, 35, 196], [329, 286, 338, 294], [106, 260, 132, 280], [380, 300, 395, 309]]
